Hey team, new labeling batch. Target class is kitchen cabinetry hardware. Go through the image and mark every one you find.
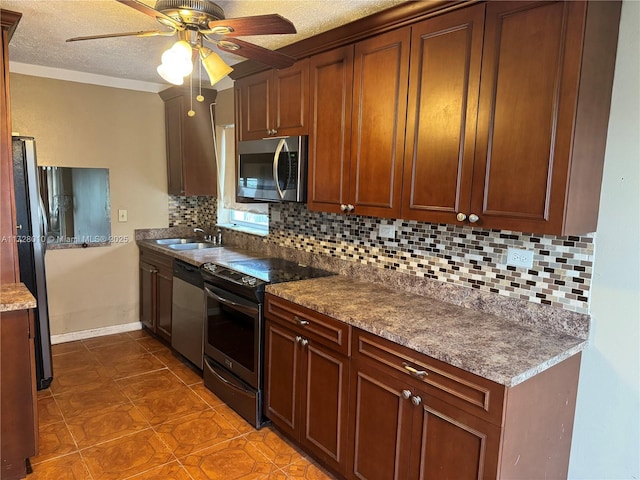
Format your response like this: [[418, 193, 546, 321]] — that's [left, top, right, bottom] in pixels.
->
[[456, 213, 466, 222], [295, 335, 303, 343], [294, 316, 309, 326], [411, 395, 422, 406], [403, 362, 428, 378], [340, 204, 348, 212], [468, 214, 479, 223], [347, 204, 354, 212], [401, 389, 412, 400], [300, 338, 309, 347]]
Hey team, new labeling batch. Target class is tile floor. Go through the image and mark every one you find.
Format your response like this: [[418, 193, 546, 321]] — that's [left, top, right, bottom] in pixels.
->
[[31, 330, 337, 480]]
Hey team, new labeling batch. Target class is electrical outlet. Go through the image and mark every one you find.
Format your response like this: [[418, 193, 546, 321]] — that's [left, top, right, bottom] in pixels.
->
[[506, 248, 534, 269], [378, 224, 396, 239], [118, 209, 128, 222]]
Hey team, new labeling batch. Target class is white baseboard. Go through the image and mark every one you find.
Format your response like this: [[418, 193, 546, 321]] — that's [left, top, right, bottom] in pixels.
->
[[51, 322, 143, 345]]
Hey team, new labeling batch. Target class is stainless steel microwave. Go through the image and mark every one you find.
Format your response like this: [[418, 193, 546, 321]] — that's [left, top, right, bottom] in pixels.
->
[[236, 136, 307, 203]]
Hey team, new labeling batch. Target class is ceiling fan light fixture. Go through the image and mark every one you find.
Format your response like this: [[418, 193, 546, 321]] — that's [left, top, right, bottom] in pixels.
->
[[157, 63, 184, 85], [199, 47, 233, 86]]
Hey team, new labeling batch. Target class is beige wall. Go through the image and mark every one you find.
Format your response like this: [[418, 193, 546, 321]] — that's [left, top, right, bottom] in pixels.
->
[[215, 87, 234, 126], [10, 73, 168, 335]]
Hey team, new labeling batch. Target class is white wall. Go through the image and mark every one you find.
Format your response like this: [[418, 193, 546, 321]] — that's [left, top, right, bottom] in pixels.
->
[[569, 2, 640, 478]]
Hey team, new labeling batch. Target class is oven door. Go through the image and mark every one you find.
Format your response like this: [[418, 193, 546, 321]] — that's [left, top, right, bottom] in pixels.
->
[[203, 284, 261, 389]]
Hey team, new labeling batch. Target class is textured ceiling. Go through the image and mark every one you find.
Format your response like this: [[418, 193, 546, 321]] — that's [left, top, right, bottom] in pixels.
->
[[4, 0, 406, 90]]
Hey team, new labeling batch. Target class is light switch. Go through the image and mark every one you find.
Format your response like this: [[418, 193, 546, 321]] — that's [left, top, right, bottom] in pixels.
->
[[118, 209, 128, 222]]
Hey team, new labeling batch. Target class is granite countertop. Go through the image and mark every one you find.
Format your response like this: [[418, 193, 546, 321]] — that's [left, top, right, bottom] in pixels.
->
[[1, 283, 37, 312], [265, 276, 587, 387]]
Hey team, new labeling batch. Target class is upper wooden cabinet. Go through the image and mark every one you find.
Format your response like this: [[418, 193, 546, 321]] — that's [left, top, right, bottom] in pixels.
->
[[307, 28, 410, 217], [402, 0, 621, 235], [401, 4, 485, 225], [235, 59, 309, 141], [159, 87, 217, 196], [468, 0, 621, 235], [1, 10, 21, 284]]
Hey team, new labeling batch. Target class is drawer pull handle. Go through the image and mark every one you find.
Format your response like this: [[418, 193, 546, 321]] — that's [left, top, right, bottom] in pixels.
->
[[403, 363, 428, 378], [411, 395, 422, 406], [401, 389, 411, 400], [294, 316, 309, 326]]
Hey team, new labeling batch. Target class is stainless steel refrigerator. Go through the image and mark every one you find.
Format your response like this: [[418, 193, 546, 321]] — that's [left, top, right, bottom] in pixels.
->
[[12, 136, 53, 390]]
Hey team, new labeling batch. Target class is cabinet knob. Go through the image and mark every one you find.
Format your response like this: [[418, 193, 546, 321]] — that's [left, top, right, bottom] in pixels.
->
[[347, 204, 355, 212], [295, 335, 302, 343], [300, 338, 309, 347], [456, 213, 467, 222], [340, 204, 348, 212], [294, 316, 309, 326], [411, 395, 422, 406], [468, 214, 479, 223], [401, 389, 412, 400]]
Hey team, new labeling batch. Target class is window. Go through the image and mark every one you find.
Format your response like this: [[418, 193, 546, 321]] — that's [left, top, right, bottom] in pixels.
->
[[215, 125, 269, 235]]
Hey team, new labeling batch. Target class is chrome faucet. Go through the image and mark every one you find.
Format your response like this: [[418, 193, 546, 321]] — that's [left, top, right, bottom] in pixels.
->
[[193, 227, 205, 237]]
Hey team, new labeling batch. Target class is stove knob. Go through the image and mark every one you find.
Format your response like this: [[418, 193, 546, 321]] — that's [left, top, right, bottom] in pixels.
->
[[205, 263, 217, 272], [241, 276, 256, 286]]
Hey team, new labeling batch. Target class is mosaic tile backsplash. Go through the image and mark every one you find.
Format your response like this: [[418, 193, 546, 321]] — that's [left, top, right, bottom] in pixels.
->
[[267, 203, 594, 315], [169, 195, 217, 232]]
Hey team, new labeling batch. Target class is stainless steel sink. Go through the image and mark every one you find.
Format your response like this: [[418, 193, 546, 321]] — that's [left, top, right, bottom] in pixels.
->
[[166, 242, 219, 251], [153, 238, 200, 245]]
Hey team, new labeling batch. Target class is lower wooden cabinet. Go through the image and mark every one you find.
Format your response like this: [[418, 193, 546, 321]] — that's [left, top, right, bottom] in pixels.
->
[[349, 329, 580, 480], [263, 294, 582, 480], [138, 247, 173, 342], [1, 308, 38, 480], [264, 295, 351, 476], [349, 355, 500, 480]]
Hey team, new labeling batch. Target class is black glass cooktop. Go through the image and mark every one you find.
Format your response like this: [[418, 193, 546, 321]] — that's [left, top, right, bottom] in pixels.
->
[[227, 258, 334, 284], [201, 257, 334, 288]]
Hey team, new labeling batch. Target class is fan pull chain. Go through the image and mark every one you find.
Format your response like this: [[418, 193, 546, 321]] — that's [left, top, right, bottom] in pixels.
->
[[188, 70, 195, 117], [197, 58, 204, 103]]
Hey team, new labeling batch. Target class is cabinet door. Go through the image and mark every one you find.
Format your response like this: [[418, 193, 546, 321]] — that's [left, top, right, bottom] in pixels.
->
[[236, 70, 272, 141], [139, 261, 157, 331], [164, 95, 185, 195], [307, 46, 354, 214], [348, 360, 413, 480], [300, 341, 350, 475], [410, 393, 501, 480], [401, 5, 485, 224], [274, 59, 309, 136], [156, 264, 173, 342], [471, 1, 585, 233], [350, 27, 410, 218], [264, 320, 301, 440]]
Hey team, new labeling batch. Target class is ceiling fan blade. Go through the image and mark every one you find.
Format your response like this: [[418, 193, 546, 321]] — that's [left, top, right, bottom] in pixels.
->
[[207, 14, 296, 36], [116, 0, 184, 29], [66, 30, 174, 42], [216, 38, 295, 69]]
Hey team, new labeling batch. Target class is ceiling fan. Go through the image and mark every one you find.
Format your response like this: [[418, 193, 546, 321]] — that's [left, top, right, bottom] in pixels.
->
[[66, 0, 297, 87]]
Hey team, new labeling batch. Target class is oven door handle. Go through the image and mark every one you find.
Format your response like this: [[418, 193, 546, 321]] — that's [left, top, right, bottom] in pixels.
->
[[204, 287, 259, 316]]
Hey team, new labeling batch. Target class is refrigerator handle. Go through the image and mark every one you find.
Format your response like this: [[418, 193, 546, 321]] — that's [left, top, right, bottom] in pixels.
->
[[38, 194, 48, 253]]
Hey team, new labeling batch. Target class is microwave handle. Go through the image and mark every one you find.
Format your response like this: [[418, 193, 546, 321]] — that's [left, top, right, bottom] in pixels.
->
[[273, 138, 287, 200]]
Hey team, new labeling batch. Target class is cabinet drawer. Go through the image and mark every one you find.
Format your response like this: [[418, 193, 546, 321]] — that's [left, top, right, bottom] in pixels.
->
[[139, 247, 174, 270], [265, 294, 351, 356], [353, 329, 504, 425]]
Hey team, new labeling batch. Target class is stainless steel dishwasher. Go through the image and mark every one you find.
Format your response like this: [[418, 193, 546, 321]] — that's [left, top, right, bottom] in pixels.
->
[[171, 260, 205, 369]]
